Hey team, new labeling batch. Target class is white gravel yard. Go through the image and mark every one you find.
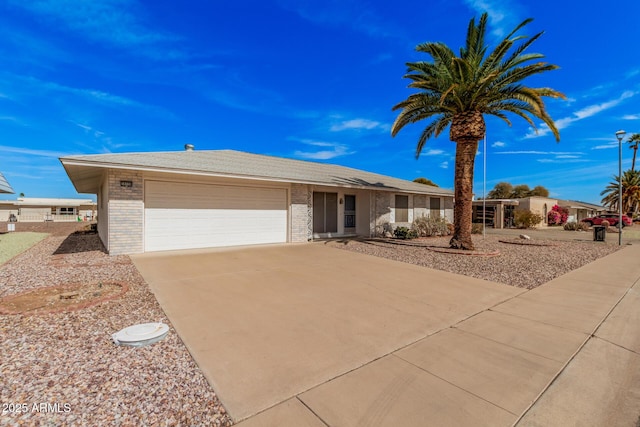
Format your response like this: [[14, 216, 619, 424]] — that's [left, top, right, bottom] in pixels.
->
[[326, 235, 622, 289], [0, 227, 232, 426]]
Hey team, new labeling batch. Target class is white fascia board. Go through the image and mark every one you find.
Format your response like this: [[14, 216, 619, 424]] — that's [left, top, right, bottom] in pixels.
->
[[60, 159, 453, 197]]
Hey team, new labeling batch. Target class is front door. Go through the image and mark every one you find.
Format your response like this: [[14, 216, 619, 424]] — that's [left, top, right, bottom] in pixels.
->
[[344, 195, 356, 229], [313, 192, 338, 233]]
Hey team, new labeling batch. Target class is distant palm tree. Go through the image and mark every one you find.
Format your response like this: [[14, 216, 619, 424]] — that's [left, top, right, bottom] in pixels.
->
[[413, 177, 439, 187], [628, 133, 640, 172], [600, 170, 640, 215], [392, 13, 564, 249]]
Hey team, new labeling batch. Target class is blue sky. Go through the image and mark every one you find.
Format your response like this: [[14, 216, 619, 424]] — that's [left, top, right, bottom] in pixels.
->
[[0, 0, 638, 204]]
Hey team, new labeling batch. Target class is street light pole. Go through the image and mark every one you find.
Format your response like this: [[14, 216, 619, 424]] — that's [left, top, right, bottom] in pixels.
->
[[616, 130, 626, 246]]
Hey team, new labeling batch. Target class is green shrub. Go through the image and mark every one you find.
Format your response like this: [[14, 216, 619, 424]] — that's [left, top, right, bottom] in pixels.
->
[[412, 216, 451, 237], [394, 226, 418, 239], [514, 210, 543, 229], [563, 221, 590, 231]]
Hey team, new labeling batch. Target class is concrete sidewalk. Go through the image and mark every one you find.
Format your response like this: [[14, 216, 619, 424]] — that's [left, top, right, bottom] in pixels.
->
[[133, 243, 640, 426]]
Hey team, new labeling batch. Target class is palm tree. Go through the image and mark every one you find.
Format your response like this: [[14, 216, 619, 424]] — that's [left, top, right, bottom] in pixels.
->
[[391, 13, 564, 250], [628, 133, 640, 172], [600, 170, 640, 215]]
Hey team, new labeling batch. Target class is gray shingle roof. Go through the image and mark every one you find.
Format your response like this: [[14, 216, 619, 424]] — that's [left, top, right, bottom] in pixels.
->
[[0, 171, 14, 194], [61, 149, 453, 195]]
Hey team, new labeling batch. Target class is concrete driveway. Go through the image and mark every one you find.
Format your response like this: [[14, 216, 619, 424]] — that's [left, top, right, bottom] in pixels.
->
[[132, 243, 640, 426], [132, 243, 523, 422]]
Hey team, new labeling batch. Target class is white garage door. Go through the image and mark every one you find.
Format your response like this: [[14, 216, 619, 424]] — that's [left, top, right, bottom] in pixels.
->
[[144, 180, 288, 252]]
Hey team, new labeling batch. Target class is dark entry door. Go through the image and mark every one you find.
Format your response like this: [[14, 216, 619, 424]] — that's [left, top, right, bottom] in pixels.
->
[[313, 192, 338, 233]]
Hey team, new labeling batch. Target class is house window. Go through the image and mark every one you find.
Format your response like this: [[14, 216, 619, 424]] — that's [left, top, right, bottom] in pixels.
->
[[59, 207, 75, 215], [430, 197, 441, 219], [395, 195, 409, 222]]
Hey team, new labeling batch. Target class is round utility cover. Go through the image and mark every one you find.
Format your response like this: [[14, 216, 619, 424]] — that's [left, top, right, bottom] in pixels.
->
[[112, 322, 169, 347]]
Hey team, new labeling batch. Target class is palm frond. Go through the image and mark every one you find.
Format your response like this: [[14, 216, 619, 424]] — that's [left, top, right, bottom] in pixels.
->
[[392, 11, 563, 155]]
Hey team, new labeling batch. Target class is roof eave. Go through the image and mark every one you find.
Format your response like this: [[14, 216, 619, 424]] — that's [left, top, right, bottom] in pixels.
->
[[59, 158, 453, 196]]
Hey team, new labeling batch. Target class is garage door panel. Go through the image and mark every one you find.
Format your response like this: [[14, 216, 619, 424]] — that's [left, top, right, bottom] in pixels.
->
[[146, 181, 285, 210], [144, 181, 287, 252]]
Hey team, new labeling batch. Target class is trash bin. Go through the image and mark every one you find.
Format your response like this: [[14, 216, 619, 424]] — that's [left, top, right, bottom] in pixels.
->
[[593, 225, 606, 242]]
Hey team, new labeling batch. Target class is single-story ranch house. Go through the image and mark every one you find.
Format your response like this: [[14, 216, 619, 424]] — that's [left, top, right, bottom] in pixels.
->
[[0, 197, 96, 222], [60, 149, 454, 255], [472, 197, 604, 228]]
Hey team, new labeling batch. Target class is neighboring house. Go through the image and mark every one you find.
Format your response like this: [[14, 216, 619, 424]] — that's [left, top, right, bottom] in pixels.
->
[[472, 199, 519, 229], [473, 196, 557, 228], [0, 171, 14, 194], [0, 198, 96, 222], [474, 197, 605, 228], [60, 149, 454, 255], [557, 200, 604, 223], [514, 196, 558, 226]]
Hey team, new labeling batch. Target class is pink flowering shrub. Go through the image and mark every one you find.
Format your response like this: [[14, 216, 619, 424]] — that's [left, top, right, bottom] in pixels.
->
[[547, 204, 569, 225]]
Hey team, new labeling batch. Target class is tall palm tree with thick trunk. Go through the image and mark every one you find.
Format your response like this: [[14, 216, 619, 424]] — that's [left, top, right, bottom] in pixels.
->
[[392, 13, 564, 250], [628, 133, 640, 172], [601, 170, 640, 215]]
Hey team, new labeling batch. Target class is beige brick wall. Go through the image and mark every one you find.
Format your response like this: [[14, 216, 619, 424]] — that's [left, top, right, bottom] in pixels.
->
[[107, 170, 144, 255], [444, 197, 454, 223], [372, 191, 392, 236], [290, 183, 310, 242]]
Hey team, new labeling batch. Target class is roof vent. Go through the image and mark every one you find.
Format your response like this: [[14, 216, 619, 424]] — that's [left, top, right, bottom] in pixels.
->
[[184, 144, 195, 151]]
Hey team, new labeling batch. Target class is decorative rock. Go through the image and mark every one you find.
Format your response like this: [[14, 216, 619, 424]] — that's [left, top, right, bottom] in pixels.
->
[[519, 234, 531, 240], [384, 231, 393, 238], [59, 292, 79, 300]]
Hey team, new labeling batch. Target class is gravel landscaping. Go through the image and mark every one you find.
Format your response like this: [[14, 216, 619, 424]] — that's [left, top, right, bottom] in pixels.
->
[[0, 225, 232, 426], [326, 234, 622, 289], [0, 222, 626, 425]]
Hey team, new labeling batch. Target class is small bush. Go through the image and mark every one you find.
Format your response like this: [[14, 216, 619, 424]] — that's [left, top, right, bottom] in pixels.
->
[[514, 210, 543, 229], [447, 223, 454, 234], [601, 220, 610, 228], [412, 216, 451, 237], [563, 221, 589, 231], [471, 223, 484, 234], [394, 226, 418, 239], [547, 204, 569, 225]]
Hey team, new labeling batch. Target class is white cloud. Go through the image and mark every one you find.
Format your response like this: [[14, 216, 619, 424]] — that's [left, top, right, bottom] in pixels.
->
[[424, 149, 445, 156], [277, 0, 404, 40], [15, 76, 176, 119], [462, 0, 522, 38], [330, 118, 390, 132], [0, 145, 68, 158], [8, 0, 185, 60], [623, 114, 640, 120], [0, 116, 27, 126], [293, 139, 354, 160], [525, 91, 637, 139], [495, 151, 582, 155], [439, 161, 449, 169], [592, 142, 619, 150], [537, 158, 589, 164]]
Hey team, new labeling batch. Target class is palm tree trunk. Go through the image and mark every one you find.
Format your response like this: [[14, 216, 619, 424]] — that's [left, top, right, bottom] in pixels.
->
[[632, 145, 637, 172], [450, 138, 479, 250]]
